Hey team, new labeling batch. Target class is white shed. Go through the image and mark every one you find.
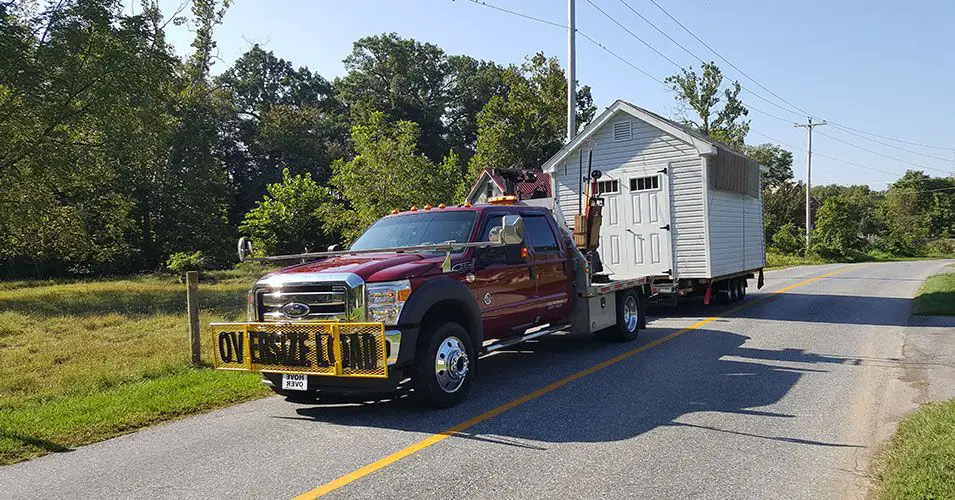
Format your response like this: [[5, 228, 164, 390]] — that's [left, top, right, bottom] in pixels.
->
[[542, 100, 766, 282]]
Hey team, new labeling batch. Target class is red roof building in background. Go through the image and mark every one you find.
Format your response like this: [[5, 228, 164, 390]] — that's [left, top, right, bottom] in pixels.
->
[[464, 168, 552, 204]]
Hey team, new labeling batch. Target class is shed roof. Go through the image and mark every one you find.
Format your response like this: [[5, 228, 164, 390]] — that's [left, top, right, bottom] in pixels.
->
[[541, 100, 765, 173]]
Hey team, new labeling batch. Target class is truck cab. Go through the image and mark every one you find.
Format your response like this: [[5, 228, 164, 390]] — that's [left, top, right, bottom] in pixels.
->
[[213, 200, 646, 407]]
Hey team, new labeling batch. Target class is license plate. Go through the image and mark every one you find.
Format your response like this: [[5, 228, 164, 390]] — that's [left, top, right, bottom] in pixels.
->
[[282, 373, 308, 391]]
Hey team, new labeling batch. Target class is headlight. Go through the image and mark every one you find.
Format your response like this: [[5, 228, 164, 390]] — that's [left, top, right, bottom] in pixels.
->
[[365, 280, 411, 325]]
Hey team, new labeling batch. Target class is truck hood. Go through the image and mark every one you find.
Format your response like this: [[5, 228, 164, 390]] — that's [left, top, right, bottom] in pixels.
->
[[259, 253, 452, 285]]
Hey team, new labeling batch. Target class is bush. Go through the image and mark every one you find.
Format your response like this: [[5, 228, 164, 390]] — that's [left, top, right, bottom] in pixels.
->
[[810, 243, 845, 261], [925, 239, 955, 257], [771, 222, 805, 255], [166, 251, 206, 278], [239, 169, 331, 256], [873, 235, 924, 258]]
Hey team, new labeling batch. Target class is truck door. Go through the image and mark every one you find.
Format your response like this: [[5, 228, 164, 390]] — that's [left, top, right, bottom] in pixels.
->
[[521, 213, 572, 324], [470, 213, 540, 339]]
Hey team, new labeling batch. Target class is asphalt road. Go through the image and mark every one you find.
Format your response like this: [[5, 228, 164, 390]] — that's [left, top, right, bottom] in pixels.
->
[[2, 260, 953, 499]]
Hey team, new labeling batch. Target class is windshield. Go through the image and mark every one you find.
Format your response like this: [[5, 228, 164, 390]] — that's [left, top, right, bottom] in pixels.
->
[[350, 211, 478, 251]]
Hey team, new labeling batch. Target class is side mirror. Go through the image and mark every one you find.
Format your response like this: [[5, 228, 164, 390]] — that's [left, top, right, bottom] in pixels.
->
[[496, 215, 524, 245], [237, 237, 254, 262]]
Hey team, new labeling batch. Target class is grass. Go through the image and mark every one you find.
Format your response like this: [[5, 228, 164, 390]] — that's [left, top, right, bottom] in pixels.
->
[[765, 251, 827, 270], [0, 266, 274, 464], [766, 250, 955, 271], [877, 399, 955, 499], [912, 270, 955, 316]]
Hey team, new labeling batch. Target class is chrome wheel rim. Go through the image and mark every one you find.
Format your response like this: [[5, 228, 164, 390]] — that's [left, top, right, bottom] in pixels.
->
[[623, 295, 639, 332], [434, 336, 469, 393]]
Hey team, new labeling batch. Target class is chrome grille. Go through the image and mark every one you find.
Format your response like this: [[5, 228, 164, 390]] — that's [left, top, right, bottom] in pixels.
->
[[257, 285, 349, 321]]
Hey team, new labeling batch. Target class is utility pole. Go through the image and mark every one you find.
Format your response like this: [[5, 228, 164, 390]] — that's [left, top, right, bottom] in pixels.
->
[[794, 117, 827, 248], [567, 0, 576, 143]]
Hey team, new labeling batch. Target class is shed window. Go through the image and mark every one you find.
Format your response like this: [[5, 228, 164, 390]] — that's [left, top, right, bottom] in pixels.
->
[[613, 121, 632, 141], [629, 176, 660, 191], [595, 179, 619, 195]]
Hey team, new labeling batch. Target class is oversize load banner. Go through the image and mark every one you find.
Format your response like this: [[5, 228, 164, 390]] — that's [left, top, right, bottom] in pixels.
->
[[210, 322, 387, 378]]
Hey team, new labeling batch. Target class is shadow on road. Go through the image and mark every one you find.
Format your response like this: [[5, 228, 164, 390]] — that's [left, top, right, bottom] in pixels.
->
[[652, 292, 915, 327], [285, 328, 863, 449]]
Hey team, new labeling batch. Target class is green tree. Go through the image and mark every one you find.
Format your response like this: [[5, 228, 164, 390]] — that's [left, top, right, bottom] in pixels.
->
[[157, 0, 233, 264], [665, 62, 749, 149], [327, 112, 462, 240], [336, 33, 453, 162], [0, 0, 183, 275], [240, 169, 331, 255], [335, 33, 509, 165], [216, 45, 349, 223], [815, 196, 864, 253], [468, 53, 595, 177], [771, 222, 804, 255], [763, 181, 806, 241], [745, 143, 793, 190]]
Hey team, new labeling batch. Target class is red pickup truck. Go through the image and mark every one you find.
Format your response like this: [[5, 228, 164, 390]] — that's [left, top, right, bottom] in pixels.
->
[[212, 200, 649, 407]]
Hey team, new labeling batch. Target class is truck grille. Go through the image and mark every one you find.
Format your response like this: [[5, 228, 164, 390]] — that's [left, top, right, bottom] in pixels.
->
[[256, 285, 350, 321]]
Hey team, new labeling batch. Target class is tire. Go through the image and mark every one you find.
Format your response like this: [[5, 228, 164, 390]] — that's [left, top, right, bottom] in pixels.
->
[[716, 280, 730, 304], [607, 290, 643, 342], [411, 322, 475, 408], [738, 279, 747, 300]]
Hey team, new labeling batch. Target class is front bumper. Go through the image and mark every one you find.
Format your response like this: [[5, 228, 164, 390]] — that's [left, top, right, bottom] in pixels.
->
[[210, 322, 394, 378], [210, 322, 419, 386]]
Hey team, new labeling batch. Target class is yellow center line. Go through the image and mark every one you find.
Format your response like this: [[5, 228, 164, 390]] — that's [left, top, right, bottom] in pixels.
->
[[294, 266, 852, 499]]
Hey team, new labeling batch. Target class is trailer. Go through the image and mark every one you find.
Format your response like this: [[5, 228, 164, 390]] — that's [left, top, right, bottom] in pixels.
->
[[541, 99, 767, 304]]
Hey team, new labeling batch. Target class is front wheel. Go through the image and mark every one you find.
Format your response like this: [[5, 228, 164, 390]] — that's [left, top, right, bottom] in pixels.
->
[[411, 322, 475, 408]]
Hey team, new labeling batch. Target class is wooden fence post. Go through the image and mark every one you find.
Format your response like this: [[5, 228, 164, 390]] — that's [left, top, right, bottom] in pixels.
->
[[186, 271, 201, 365]]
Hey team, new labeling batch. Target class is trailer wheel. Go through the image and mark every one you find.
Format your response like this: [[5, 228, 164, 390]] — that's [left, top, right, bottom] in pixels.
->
[[410, 321, 475, 408], [607, 290, 642, 342], [738, 279, 747, 300], [717, 280, 732, 304]]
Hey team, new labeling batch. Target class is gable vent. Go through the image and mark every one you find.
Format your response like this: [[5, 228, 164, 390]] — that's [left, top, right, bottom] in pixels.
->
[[613, 121, 632, 141]]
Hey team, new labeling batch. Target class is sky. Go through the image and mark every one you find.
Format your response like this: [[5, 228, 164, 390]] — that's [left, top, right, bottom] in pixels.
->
[[141, 0, 955, 189]]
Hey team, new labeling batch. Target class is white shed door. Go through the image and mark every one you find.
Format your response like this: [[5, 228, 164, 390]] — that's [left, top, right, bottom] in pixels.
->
[[597, 166, 672, 279]]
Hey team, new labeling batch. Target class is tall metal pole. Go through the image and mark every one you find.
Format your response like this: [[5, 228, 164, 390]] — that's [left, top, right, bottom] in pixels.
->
[[567, 0, 576, 143], [795, 117, 827, 248]]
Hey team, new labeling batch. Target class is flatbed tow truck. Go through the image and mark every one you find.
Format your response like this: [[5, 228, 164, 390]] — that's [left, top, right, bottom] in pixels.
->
[[211, 191, 658, 407]]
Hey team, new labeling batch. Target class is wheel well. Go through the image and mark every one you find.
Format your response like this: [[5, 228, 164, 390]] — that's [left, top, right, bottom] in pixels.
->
[[419, 299, 479, 347]]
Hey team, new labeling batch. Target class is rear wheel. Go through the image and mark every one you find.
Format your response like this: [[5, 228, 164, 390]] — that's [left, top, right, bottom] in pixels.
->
[[411, 322, 475, 408], [738, 279, 747, 300], [607, 290, 643, 341]]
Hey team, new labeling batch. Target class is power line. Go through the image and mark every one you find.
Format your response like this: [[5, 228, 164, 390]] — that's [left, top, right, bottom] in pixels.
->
[[464, 0, 567, 29], [584, 0, 682, 69], [590, 0, 806, 120], [460, 0, 951, 183], [828, 122, 955, 153], [824, 125, 955, 162], [643, 0, 809, 118], [748, 129, 900, 178], [577, 31, 664, 84], [816, 130, 950, 175], [643, 0, 955, 154]]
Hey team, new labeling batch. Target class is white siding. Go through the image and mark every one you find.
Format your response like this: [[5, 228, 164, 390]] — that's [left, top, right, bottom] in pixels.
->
[[669, 157, 708, 278], [551, 113, 708, 278], [707, 188, 765, 276]]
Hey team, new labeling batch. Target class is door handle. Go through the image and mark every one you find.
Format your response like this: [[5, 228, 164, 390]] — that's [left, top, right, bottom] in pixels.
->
[[659, 224, 670, 231]]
